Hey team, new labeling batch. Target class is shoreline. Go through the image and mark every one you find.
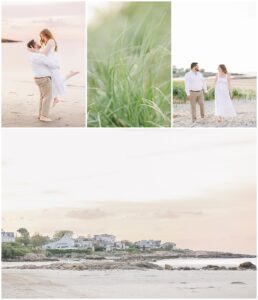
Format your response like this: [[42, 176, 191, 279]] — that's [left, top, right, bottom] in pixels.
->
[[2, 258, 256, 272]]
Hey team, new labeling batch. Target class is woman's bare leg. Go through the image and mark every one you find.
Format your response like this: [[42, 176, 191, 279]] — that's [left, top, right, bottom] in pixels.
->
[[52, 97, 61, 107], [65, 71, 80, 80]]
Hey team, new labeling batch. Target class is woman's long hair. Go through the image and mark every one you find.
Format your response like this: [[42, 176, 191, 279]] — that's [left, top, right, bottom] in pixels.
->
[[40, 29, 58, 51], [219, 64, 228, 74]]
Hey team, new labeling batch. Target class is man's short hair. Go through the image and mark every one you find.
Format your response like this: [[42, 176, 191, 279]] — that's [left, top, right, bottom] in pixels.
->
[[191, 62, 198, 69], [27, 39, 36, 49]]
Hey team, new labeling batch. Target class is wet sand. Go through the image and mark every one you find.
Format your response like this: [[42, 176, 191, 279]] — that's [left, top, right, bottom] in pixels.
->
[[2, 269, 256, 298], [2, 81, 85, 127], [173, 99, 256, 127]]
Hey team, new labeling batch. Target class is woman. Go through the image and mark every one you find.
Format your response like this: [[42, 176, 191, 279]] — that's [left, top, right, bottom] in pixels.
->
[[214, 64, 236, 122], [30, 29, 79, 107]]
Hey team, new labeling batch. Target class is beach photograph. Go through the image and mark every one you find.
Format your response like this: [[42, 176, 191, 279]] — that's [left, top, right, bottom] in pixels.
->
[[2, 1, 85, 127], [2, 129, 256, 298], [87, 2, 171, 127], [172, 0, 256, 127]]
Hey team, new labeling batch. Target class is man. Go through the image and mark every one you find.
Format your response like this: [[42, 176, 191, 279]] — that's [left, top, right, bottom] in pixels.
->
[[27, 39, 59, 122], [185, 62, 207, 123]]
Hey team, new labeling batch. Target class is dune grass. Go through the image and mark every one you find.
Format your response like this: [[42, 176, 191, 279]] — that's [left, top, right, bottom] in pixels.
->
[[88, 2, 171, 127], [173, 80, 256, 102]]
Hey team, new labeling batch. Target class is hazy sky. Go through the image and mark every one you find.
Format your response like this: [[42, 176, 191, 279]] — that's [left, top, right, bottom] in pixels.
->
[[173, 0, 256, 73], [2, 1, 85, 41], [2, 129, 256, 254]]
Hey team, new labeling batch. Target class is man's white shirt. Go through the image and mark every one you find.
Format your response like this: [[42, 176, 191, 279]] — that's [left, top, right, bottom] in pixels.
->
[[184, 71, 207, 96], [29, 53, 59, 78]]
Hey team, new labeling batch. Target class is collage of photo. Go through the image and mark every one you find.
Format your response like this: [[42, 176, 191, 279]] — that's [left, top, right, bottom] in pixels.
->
[[1, 0, 257, 299], [2, 1, 256, 128]]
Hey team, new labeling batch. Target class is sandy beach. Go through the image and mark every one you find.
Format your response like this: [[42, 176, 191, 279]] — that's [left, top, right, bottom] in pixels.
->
[[2, 268, 256, 298], [173, 99, 256, 127], [2, 81, 85, 127]]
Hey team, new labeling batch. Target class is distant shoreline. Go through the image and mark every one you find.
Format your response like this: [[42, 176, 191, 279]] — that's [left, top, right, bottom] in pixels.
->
[[2, 38, 22, 43], [174, 74, 257, 81]]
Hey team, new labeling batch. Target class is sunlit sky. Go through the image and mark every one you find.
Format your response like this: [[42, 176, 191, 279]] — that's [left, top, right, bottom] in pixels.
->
[[2, 1, 85, 41], [173, 0, 256, 73], [2, 129, 256, 254]]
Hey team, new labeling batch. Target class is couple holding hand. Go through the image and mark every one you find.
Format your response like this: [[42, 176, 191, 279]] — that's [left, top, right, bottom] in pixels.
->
[[185, 62, 236, 123]]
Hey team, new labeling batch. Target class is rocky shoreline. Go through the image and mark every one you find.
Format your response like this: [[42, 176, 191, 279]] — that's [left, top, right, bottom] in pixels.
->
[[3, 260, 256, 272]]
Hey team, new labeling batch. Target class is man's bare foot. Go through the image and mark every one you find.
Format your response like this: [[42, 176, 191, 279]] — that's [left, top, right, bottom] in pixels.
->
[[53, 98, 61, 107], [39, 116, 52, 122]]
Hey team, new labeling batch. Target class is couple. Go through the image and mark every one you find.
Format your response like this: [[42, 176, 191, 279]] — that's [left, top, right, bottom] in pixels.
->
[[27, 29, 79, 122], [185, 62, 236, 123]]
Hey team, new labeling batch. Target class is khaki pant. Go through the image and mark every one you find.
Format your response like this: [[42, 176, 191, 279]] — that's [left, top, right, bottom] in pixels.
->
[[189, 91, 205, 121], [34, 77, 52, 118]]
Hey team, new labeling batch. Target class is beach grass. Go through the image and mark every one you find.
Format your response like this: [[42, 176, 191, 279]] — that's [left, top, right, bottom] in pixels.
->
[[88, 2, 171, 127], [173, 80, 256, 102]]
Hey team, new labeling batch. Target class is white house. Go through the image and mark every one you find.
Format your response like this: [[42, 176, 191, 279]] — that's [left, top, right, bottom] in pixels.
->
[[93, 234, 116, 244], [42, 234, 75, 250], [135, 240, 161, 250], [74, 237, 94, 250], [1, 230, 15, 243], [115, 241, 128, 250]]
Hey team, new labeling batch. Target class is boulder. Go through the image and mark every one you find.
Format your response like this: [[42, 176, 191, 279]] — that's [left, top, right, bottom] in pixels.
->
[[177, 266, 196, 270], [202, 265, 226, 270], [134, 262, 163, 270], [231, 281, 246, 285], [239, 261, 256, 270], [165, 264, 173, 270], [228, 267, 238, 271]]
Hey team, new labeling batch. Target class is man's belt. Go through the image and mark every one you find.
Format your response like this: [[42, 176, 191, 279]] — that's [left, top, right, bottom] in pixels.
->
[[190, 90, 202, 92], [34, 76, 51, 79]]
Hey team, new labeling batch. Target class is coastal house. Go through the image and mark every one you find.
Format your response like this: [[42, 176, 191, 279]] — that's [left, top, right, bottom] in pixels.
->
[[1, 230, 15, 243], [93, 234, 116, 244], [92, 234, 129, 252], [161, 242, 176, 250], [115, 241, 128, 250], [42, 234, 75, 250], [74, 237, 95, 250], [135, 240, 161, 250], [93, 234, 116, 249]]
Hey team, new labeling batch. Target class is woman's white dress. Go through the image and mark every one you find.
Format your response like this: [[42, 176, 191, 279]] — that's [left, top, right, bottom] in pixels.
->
[[215, 74, 236, 117], [46, 47, 65, 98]]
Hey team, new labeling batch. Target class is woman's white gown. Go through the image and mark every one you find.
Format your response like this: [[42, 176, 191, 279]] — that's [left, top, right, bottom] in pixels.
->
[[215, 74, 236, 117], [47, 47, 65, 98]]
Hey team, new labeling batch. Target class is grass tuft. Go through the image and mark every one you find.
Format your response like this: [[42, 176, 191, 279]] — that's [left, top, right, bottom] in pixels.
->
[[88, 2, 171, 127]]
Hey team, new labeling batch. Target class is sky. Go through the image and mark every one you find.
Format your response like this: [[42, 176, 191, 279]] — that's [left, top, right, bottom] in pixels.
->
[[2, 1, 85, 41], [173, 0, 256, 73], [2, 129, 256, 254]]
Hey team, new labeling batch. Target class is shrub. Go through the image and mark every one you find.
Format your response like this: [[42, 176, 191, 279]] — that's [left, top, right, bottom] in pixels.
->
[[173, 81, 256, 101], [46, 248, 93, 256], [2, 243, 29, 259]]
